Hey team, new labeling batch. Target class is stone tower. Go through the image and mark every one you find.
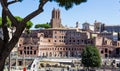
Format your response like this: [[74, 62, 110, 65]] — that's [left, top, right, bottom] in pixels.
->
[[50, 8, 63, 28], [94, 20, 102, 32]]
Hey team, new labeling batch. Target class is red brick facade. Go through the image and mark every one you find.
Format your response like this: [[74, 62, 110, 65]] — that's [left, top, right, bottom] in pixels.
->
[[18, 9, 120, 58]]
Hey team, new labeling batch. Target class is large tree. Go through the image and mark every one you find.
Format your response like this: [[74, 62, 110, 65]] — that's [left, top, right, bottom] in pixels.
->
[[81, 45, 101, 70], [0, 0, 87, 71]]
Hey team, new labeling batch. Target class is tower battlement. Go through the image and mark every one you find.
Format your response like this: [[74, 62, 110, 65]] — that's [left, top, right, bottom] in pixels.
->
[[50, 8, 64, 28]]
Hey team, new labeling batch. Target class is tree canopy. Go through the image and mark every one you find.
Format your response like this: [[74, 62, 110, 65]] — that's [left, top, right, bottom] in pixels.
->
[[35, 23, 50, 29], [17, 0, 87, 10], [50, 0, 87, 10], [81, 45, 101, 69], [0, 16, 33, 29]]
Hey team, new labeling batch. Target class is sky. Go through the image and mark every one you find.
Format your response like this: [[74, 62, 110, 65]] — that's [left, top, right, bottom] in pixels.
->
[[0, 0, 120, 29]]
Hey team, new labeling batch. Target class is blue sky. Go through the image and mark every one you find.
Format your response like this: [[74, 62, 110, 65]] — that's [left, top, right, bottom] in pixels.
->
[[0, 0, 120, 29]]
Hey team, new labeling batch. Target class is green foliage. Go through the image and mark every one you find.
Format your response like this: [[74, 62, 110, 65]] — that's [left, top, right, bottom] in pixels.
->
[[26, 21, 33, 29], [18, 0, 23, 2], [25, 29, 31, 34], [35, 23, 51, 29], [0, 16, 33, 29], [81, 45, 101, 68], [40, 0, 87, 10]]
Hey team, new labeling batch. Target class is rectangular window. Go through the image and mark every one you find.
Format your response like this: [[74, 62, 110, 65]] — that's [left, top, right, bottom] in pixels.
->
[[24, 51, 26, 54], [18, 61, 23, 66], [30, 47, 32, 49], [30, 51, 32, 54], [34, 51, 36, 54], [105, 48, 108, 53], [73, 40, 75, 42], [20, 51, 22, 55], [27, 47, 29, 49], [27, 51, 29, 55]]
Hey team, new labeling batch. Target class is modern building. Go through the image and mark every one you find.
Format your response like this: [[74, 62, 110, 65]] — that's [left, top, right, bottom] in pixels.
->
[[96, 31, 118, 41], [91, 20, 120, 33], [103, 25, 120, 32], [82, 20, 120, 41]]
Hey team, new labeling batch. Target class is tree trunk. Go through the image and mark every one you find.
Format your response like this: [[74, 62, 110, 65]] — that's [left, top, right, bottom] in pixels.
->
[[0, 47, 12, 71], [0, 1, 8, 70], [0, 55, 6, 71], [0, 0, 49, 71], [0, 64, 4, 71]]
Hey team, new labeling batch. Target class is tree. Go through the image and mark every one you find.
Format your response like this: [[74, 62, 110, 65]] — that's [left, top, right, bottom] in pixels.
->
[[0, 0, 87, 71], [0, 16, 33, 29], [81, 45, 101, 70], [35, 23, 51, 29]]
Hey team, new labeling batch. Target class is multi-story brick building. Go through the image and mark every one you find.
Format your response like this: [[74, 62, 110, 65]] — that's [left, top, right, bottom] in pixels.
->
[[37, 8, 96, 58], [18, 30, 39, 57], [94, 36, 120, 58], [38, 28, 90, 58], [18, 8, 120, 58]]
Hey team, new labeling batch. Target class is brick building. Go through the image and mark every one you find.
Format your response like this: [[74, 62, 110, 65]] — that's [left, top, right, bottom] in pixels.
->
[[38, 28, 89, 58], [18, 9, 120, 58], [18, 30, 39, 57]]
